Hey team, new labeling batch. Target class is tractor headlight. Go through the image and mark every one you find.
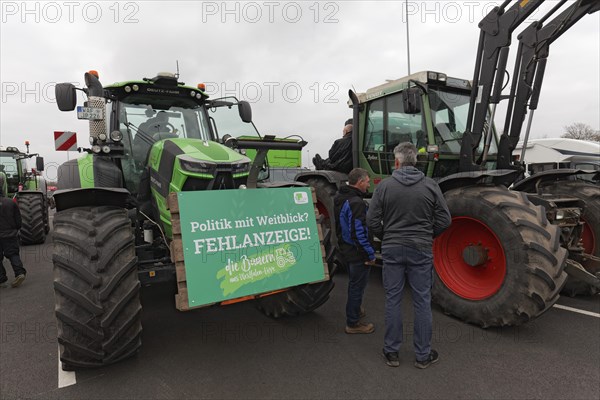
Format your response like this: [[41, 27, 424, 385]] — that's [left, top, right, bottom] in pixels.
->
[[110, 130, 123, 142], [179, 157, 216, 175], [232, 162, 251, 174]]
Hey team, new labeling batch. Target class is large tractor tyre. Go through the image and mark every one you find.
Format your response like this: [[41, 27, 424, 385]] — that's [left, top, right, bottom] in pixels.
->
[[433, 186, 568, 328], [44, 201, 50, 234], [303, 177, 349, 271], [256, 212, 337, 318], [18, 194, 47, 245], [305, 178, 338, 248], [541, 181, 600, 296], [53, 206, 142, 370]]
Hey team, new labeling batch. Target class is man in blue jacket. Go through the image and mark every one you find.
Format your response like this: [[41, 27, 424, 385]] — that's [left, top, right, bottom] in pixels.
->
[[334, 168, 376, 334], [367, 143, 451, 368]]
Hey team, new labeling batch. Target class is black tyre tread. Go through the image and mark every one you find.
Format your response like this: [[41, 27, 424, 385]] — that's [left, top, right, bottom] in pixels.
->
[[53, 206, 142, 370], [433, 186, 568, 328], [541, 181, 600, 296], [256, 181, 337, 318], [18, 194, 46, 245]]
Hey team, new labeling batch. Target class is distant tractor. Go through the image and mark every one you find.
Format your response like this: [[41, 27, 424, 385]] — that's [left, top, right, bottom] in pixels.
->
[[513, 138, 599, 295], [0, 143, 49, 244], [52, 71, 335, 370]]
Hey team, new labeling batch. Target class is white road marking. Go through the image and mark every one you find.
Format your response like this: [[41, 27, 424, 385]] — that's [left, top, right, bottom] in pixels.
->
[[553, 304, 600, 318], [57, 347, 76, 388]]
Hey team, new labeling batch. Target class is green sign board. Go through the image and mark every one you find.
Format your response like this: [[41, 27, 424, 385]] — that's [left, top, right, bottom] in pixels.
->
[[177, 187, 325, 307]]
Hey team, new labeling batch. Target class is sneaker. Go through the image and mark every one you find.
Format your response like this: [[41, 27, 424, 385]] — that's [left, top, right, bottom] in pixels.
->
[[359, 306, 366, 319], [11, 274, 25, 288], [382, 350, 400, 367], [345, 322, 375, 334], [414, 350, 439, 369]]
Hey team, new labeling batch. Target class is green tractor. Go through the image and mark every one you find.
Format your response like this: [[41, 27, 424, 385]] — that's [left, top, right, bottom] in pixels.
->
[[0, 143, 49, 244], [52, 71, 335, 370]]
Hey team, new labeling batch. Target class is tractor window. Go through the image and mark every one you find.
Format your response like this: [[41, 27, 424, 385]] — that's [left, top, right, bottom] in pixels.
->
[[362, 93, 426, 175], [208, 97, 260, 139], [117, 102, 212, 192], [0, 153, 20, 194], [363, 98, 384, 152], [429, 88, 498, 156], [387, 93, 427, 152], [119, 103, 211, 164]]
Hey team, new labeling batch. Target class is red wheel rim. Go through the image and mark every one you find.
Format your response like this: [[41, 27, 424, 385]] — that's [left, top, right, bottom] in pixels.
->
[[315, 200, 329, 219], [433, 217, 507, 300], [581, 217, 596, 254]]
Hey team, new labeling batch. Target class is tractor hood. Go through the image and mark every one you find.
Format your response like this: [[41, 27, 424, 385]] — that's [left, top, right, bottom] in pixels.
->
[[149, 138, 251, 172]]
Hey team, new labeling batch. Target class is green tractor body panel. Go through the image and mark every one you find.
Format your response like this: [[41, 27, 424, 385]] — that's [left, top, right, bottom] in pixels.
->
[[77, 154, 96, 188]]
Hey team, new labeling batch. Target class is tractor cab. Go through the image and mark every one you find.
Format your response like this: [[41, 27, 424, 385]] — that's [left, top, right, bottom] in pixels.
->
[[355, 71, 499, 186], [0, 147, 26, 195]]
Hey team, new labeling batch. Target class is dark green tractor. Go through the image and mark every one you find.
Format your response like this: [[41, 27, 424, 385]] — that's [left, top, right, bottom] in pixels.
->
[[0, 144, 49, 244], [298, 71, 598, 328], [52, 71, 335, 370], [299, 0, 600, 327]]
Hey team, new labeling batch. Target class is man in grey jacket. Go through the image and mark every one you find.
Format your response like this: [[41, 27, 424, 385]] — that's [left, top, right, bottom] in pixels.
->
[[367, 142, 451, 369]]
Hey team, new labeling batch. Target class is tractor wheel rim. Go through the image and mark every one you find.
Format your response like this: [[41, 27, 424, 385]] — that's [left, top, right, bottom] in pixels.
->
[[581, 217, 596, 255], [315, 200, 329, 219], [434, 216, 507, 300]]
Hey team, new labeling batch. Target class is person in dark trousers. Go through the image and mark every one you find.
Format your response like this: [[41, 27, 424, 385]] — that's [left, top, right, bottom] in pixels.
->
[[334, 168, 377, 334], [313, 118, 353, 174], [367, 142, 451, 368], [0, 190, 26, 288]]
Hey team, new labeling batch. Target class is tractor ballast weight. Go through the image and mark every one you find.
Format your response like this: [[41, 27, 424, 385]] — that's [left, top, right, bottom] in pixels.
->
[[51, 71, 336, 370]]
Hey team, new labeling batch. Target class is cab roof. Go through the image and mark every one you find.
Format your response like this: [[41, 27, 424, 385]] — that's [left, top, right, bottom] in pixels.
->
[[354, 71, 472, 104]]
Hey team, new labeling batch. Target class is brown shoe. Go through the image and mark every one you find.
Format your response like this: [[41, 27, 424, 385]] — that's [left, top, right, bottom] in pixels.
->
[[345, 322, 375, 334], [11, 274, 25, 288]]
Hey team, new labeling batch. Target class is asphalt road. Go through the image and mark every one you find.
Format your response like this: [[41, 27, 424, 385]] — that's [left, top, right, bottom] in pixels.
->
[[1, 229, 599, 400]]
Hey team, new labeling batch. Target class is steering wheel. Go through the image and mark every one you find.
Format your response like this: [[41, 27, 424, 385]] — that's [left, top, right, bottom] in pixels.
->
[[160, 122, 177, 134]]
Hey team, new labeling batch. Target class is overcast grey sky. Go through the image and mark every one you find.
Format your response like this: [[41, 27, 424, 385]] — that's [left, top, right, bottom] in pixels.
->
[[1, 1, 598, 177]]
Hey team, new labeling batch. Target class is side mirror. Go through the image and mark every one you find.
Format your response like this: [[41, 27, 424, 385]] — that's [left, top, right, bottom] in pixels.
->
[[402, 87, 422, 114], [36, 156, 45, 172], [238, 101, 252, 123], [221, 134, 238, 148], [55, 83, 77, 111]]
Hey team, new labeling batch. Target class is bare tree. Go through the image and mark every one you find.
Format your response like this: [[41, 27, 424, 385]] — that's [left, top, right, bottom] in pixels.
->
[[562, 122, 600, 142]]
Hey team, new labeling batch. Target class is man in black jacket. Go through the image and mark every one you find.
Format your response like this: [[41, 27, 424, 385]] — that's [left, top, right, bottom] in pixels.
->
[[0, 190, 26, 288], [313, 119, 353, 174], [367, 142, 451, 368], [334, 168, 376, 334]]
